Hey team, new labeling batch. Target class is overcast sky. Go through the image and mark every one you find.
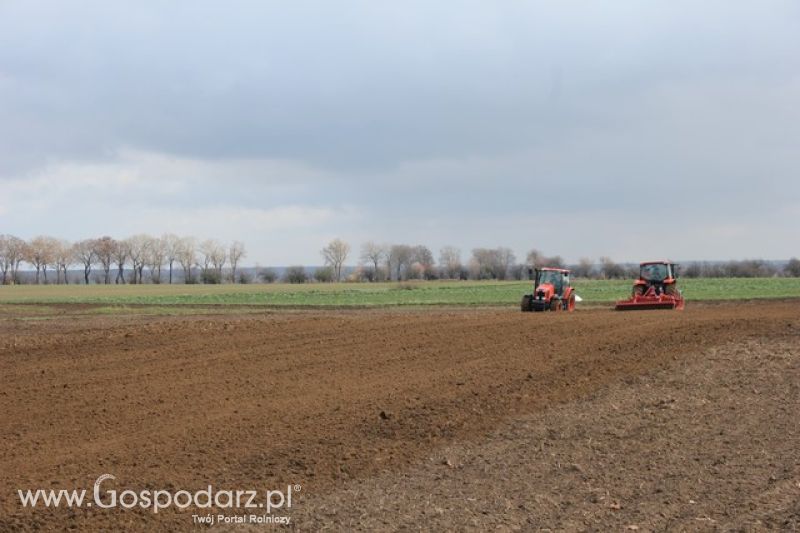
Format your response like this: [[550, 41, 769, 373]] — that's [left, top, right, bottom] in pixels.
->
[[1, 1, 799, 265]]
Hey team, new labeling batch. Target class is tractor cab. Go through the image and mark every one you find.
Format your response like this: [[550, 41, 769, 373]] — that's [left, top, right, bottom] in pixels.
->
[[537, 268, 569, 297], [521, 267, 576, 312], [635, 261, 678, 296]]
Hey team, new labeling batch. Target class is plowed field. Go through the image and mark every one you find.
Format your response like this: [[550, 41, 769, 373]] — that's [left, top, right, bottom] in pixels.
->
[[2, 302, 799, 530]]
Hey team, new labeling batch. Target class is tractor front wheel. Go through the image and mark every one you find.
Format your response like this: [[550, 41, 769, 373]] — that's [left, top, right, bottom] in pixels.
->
[[550, 298, 562, 312], [521, 295, 533, 312]]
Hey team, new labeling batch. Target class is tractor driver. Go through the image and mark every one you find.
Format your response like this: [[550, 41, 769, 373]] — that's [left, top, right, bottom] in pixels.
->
[[642, 264, 664, 282], [556, 273, 569, 296], [643, 264, 666, 294], [552, 272, 564, 296]]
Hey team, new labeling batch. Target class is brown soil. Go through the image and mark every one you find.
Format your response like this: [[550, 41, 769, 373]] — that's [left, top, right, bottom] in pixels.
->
[[291, 337, 800, 531], [1, 302, 799, 531]]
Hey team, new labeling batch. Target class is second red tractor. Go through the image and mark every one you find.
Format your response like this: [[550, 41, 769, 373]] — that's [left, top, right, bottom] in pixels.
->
[[615, 260, 685, 311]]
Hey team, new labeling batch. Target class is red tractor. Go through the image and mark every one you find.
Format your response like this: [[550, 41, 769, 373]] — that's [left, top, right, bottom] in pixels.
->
[[615, 260, 685, 311], [521, 267, 576, 312]]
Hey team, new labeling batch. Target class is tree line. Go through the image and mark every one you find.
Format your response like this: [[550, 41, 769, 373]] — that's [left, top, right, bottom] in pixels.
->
[[2, 234, 799, 285], [286, 239, 800, 283], [0, 234, 246, 285]]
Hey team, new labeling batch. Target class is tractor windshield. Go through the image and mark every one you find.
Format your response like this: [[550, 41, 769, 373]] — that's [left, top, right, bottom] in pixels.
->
[[640, 263, 668, 281], [538, 270, 564, 287]]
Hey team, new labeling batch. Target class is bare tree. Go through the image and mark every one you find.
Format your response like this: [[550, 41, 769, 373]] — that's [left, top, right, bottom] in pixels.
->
[[199, 239, 226, 283], [508, 263, 527, 280], [25, 237, 44, 284], [229, 241, 246, 283], [410, 245, 436, 280], [125, 234, 152, 284], [388, 244, 413, 281], [599, 256, 625, 279], [211, 245, 226, 281], [41, 237, 60, 284], [8, 236, 26, 284], [526, 249, 545, 268], [321, 238, 350, 281], [470, 248, 497, 280], [162, 233, 181, 284], [72, 239, 97, 284], [0, 236, 8, 285], [113, 239, 128, 284], [146, 236, 167, 284], [199, 240, 214, 280], [176, 237, 197, 284], [786, 258, 800, 277], [681, 262, 698, 278], [53, 240, 73, 284], [0, 233, 248, 285], [26, 236, 57, 284], [93, 236, 116, 284], [438, 246, 462, 279], [526, 249, 565, 270], [0, 235, 17, 285], [723, 259, 778, 278], [573, 257, 594, 278], [0, 235, 13, 285], [496, 247, 516, 280], [359, 241, 386, 282], [469, 248, 514, 280]]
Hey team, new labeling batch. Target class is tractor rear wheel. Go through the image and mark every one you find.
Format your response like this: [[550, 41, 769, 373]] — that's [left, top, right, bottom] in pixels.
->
[[567, 294, 576, 312], [665, 283, 678, 295], [633, 285, 645, 297]]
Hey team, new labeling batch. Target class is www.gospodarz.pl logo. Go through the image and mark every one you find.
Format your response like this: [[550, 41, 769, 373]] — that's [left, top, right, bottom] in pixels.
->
[[17, 474, 298, 523]]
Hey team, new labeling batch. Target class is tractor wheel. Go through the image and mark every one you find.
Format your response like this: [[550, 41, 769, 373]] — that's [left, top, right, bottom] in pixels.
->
[[633, 285, 645, 297], [550, 298, 561, 312], [520, 295, 533, 312], [665, 283, 678, 296], [567, 294, 576, 312]]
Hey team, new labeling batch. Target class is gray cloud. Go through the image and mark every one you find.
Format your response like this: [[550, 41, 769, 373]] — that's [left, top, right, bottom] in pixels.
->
[[1, 1, 799, 263]]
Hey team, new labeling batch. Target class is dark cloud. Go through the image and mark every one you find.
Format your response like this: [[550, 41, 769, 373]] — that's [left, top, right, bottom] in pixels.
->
[[1, 1, 799, 261]]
